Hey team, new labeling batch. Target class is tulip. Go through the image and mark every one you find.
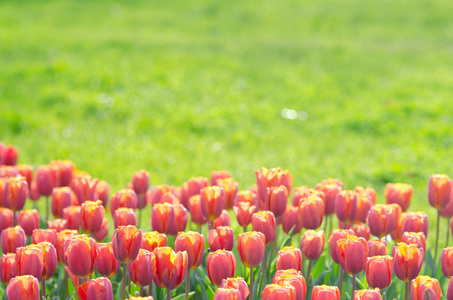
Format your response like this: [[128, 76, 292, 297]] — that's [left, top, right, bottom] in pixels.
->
[[366, 255, 393, 290], [354, 192, 374, 224], [17, 164, 33, 187], [35, 165, 57, 197], [312, 285, 341, 300], [252, 210, 276, 245], [393, 243, 424, 300], [0, 165, 19, 178], [142, 231, 168, 252], [129, 249, 155, 288], [401, 232, 426, 252], [234, 190, 259, 207], [95, 180, 110, 207], [233, 201, 257, 231], [348, 222, 371, 241], [153, 247, 188, 299], [110, 189, 138, 216], [442, 247, 453, 278], [402, 212, 428, 237], [276, 246, 302, 272], [353, 289, 382, 300], [1, 226, 26, 254], [292, 186, 325, 207], [282, 206, 303, 235], [96, 243, 120, 278], [64, 235, 97, 278], [262, 283, 295, 300], [260, 185, 289, 219], [5, 176, 28, 212], [209, 226, 234, 252], [316, 182, 343, 216], [114, 208, 137, 228], [56, 229, 78, 264], [50, 160, 75, 187], [6, 275, 40, 300], [2, 145, 18, 165], [181, 176, 209, 209], [32, 229, 57, 246], [175, 231, 204, 300], [0, 207, 13, 234], [441, 185, 453, 247], [29, 181, 40, 201], [52, 187, 78, 218], [216, 177, 238, 210], [355, 187, 377, 204], [428, 174, 451, 210], [300, 230, 325, 261], [15, 245, 44, 279], [31, 242, 57, 281], [152, 203, 188, 236], [336, 235, 368, 275], [221, 277, 250, 300], [112, 225, 142, 263], [207, 250, 236, 286], [93, 217, 109, 242], [385, 183, 412, 212], [273, 269, 306, 300], [188, 194, 208, 226], [214, 288, 242, 300], [63, 205, 81, 230], [336, 190, 358, 224], [71, 174, 99, 205], [132, 169, 149, 196], [211, 170, 232, 185], [411, 276, 442, 300], [391, 212, 406, 243], [367, 239, 387, 257], [82, 277, 114, 300], [298, 195, 325, 230], [157, 192, 181, 205], [213, 209, 231, 229], [147, 185, 171, 206], [367, 205, 396, 238], [0, 253, 16, 284], [80, 200, 105, 234], [328, 229, 354, 264], [255, 167, 293, 205], [127, 298, 154, 300], [200, 186, 226, 226], [0, 178, 9, 207], [17, 209, 39, 236]]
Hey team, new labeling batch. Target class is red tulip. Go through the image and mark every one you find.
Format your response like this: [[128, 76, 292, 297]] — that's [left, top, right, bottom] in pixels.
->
[[1, 226, 26, 254], [31, 242, 57, 280], [29, 181, 40, 201], [276, 246, 302, 272], [440, 185, 453, 218], [95, 180, 110, 207], [300, 230, 325, 261], [366, 255, 393, 289], [255, 167, 293, 205], [114, 208, 137, 228], [441, 247, 453, 278], [181, 177, 209, 209], [128, 249, 155, 287], [234, 190, 259, 207], [188, 195, 208, 226], [282, 206, 303, 235], [328, 229, 355, 264], [261, 185, 289, 219], [152, 247, 188, 289], [402, 212, 428, 237], [316, 182, 343, 216], [56, 229, 78, 264], [6, 275, 40, 300], [148, 185, 172, 206], [0, 179, 10, 208], [15, 245, 44, 279], [221, 277, 250, 300], [214, 288, 242, 300], [385, 183, 412, 212], [237, 231, 266, 268], [448, 277, 453, 300], [112, 225, 142, 263], [411, 276, 442, 300], [391, 212, 406, 243], [292, 186, 325, 207], [175, 231, 205, 270], [52, 187, 78, 218], [63, 205, 81, 230], [367, 205, 396, 238], [0, 207, 13, 234], [273, 269, 307, 300], [50, 160, 75, 187], [201, 186, 226, 221], [335, 190, 358, 224], [401, 232, 426, 251], [35, 165, 58, 197], [353, 289, 382, 300], [64, 235, 97, 278], [96, 243, 120, 278], [5, 176, 28, 211], [392, 243, 424, 282], [216, 178, 238, 210], [213, 209, 231, 229], [312, 285, 341, 300], [298, 195, 325, 230], [152, 203, 188, 236], [17, 209, 39, 236], [252, 210, 276, 245], [354, 192, 374, 224], [336, 235, 369, 275], [348, 222, 371, 241], [80, 200, 105, 234], [428, 174, 451, 210], [110, 189, 138, 215], [16, 164, 33, 187], [2, 145, 18, 166], [141, 231, 168, 252], [132, 170, 149, 195], [0, 166, 19, 178], [355, 187, 377, 204], [71, 174, 99, 205], [209, 226, 233, 252], [262, 283, 295, 300], [0, 253, 16, 284], [367, 239, 386, 257], [207, 250, 236, 286], [211, 170, 232, 186], [233, 201, 257, 229], [32, 229, 57, 247], [93, 217, 109, 242], [81, 277, 114, 300]]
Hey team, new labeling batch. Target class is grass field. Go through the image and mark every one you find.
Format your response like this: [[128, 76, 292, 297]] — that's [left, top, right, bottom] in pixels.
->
[[1, 0, 453, 235]]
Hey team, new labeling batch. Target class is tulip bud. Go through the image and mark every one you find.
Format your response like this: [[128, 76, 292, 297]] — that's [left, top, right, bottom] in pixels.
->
[[96, 243, 120, 278], [209, 226, 234, 252], [411, 276, 442, 300], [213, 210, 231, 229], [93, 217, 109, 242], [401, 232, 426, 252], [36, 165, 57, 197], [298, 195, 324, 230], [52, 187, 77, 218], [0, 253, 16, 284], [300, 230, 325, 261], [255, 167, 293, 206], [207, 250, 236, 286], [214, 288, 242, 300], [2, 145, 18, 166], [15, 245, 44, 279], [276, 246, 302, 272], [201, 186, 226, 221], [367, 205, 396, 238], [128, 249, 155, 287], [354, 192, 374, 224], [64, 235, 97, 278], [95, 180, 110, 207], [442, 247, 453, 278], [189, 195, 208, 225], [141, 231, 167, 252], [153, 247, 188, 289], [175, 231, 205, 270], [328, 229, 354, 264], [17, 209, 39, 236], [312, 285, 341, 300], [336, 235, 369, 275], [262, 283, 295, 300], [84, 277, 114, 300], [63, 205, 81, 230], [80, 200, 105, 234], [273, 269, 306, 300], [16, 164, 32, 187], [316, 182, 343, 216], [281, 206, 302, 235], [402, 212, 429, 238], [237, 231, 266, 269], [366, 255, 393, 290], [110, 189, 138, 216], [56, 229, 78, 264], [6, 275, 40, 300], [151, 203, 188, 236], [353, 289, 382, 300], [335, 190, 358, 224], [0, 207, 13, 234], [391, 212, 406, 243], [393, 243, 424, 282], [31, 242, 57, 280], [428, 174, 452, 210], [233, 201, 257, 229], [112, 225, 142, 263], [252, 211, 277, 245], [385, 183, 412, 212], [367, 239, 387, 257], [1, 226, 26, 254], [114, 208, 137, 228], [5, 176, 28, 211], [216, 178, 238, 210], [32, 229, 57, 247], [181, 177, 209, 209], [211, 170, 232, 186], [292, 186, 325, 207], [221, 277, 249, 300], [71, 174, 99, 205], [132, 170, 149, 196]]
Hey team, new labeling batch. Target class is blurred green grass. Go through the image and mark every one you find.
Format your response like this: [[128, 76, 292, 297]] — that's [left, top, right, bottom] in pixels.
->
[[1, 0, 453, 232]]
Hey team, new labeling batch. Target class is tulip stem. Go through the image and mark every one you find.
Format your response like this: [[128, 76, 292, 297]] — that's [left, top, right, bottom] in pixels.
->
[[447, 217, 451, 248], [306, 260, 312, 283], [185, 269, 191, 300], [63, 269, 68, 299], [167, 289, 171, 300], [75, 278, 79, 300], [121, 263, 128, 300], [250, 267, 254, 300], [138, 208, 142, 229], [352, 275, 356, 296], [435, 211, 440, 262], [41, 278, 46, 299], [46, 196, 49, 223], [339, 268, 343, 296], [210, 220, 214, 230], [13, 211, 17, 227], [140, 287, 144, 297], [405, 281, 410, 300]]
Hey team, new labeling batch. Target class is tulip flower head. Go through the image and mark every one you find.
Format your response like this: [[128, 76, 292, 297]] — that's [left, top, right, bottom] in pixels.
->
[[411, 276, 442, 300], [214, 288, 242, 300], [64, 235, 97, 278], [209, 226, 234, 252], [252, 210, 276, 245], [355, 192, 374, 224], [353, 289, 383, 300], [80, 277, 114, 300], [113, 207, 137, 228], [56, 229, 78, 264], [233, 200, 257, 229], [401, 232, 426, 252], [110, 189, 138, 216], [175, 231, 205, 270], [335, 190, 358, 224], [63, 205, 81, 230], [128, 249, 155, 287], [96, 243, 120, 278], [255, 167, 293, 207], [441, 247, 453, 278], [6, 275, 40, 300], [52, 187, 78, 218], [1, 226, 26, 254], [70, 174, 99, 205], [237, 231, 266, 269], [0, 253, 16, 284], [367, 239, 387, 257], [221, 277, 250, 300], [300, 230, 325, 261], [392, 243, 424, 282], [366, 255, 393, 289], [207, 249, 236, 286], [273, 269, 306, 300], [30, 242, 57, 280], [93, 217, 109, 242], [402, 212, 429, 238], [211, 170, 232, 186], [5, 176, 28, 212], [336, 234, 369, 275], [298, 195, 325, 230], [200, 186, 226, 221], [329, 229, 355, 264], [112, 225, 142, 263], [141, 231, 168, 252], [385, 183, 412, 212], [262, 283, 295, 300], [95, 180, 110, 207], [47, 218, 68, 232], [35, 165, 58, 197], [312, 285, 341, 300], [181, 176, 209, 209], [0, 207, 13, 234], [428, 174, 452, 210], [153, 247, 188, 290], [216, 177, 239, 210], [213, 209, 231, 229], [367, 205, 397, 238], [276, 246, 302, 272], [80, 200, 105, 234], [15, 245, 44, 279]]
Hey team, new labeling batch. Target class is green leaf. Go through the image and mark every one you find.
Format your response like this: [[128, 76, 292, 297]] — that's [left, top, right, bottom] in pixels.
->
[[279, 226, 296, 250], [171, 291, 196, 300]]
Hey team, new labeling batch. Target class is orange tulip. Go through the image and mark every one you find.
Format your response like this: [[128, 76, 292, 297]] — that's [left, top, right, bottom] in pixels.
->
[[402, 212, 428, 238], [411, 276, 442, 300], [234, 190, 259, 208], [2, 145, 17, 166], [300, 230, 325, 261], [209, 226, 234, 252], [0, 207, 13, 234], [188, 195, 208, 226], [35, 165, 58, 197], [336, 235, 369, 275], [367, 205, 397, 238], [30, 242, 57, 280], [261, 185, 289, 219], [252, 210, 276, 245], [95, 180, 110, 207], [113, 208, 137, 228], [29, 181, 40, 201], [16, 164, 32, 188], [353, 289, 382, 300], [292, 186, 325, 207], [312, 285, 341, 300], [401, 232, 426, 251], [47, 219, 67, 232], [5, 176, 28, 212], [64, 235, 97, 278], [128, 249, 155, 287], [17, 209, 39, 236], [112, 225, 142, 263], [63, 205, 81, 230], [211, 170, 232, 186], [152, 247, 188, 289], [233, 201, 257, 229], [335, 190, 358, 224], [56, 229, 78, 264], [0, 253, 16, 284], [132, 170, 149, 196], [262, 283, 295, 300], [255, 167, 293, 206], [392, 243, 424, 282], [214, 288, 242, 300], [96, 243, 120, 278], [237, 231, 266, 269], [1, 226, 26, 254], [207, 250, 236, 286], [442, 247, 453, 278], [110, 189, 138, 216], [80, 200, 105, 234], [221, 277, 249, 300], [6, 275, 40, 300], [440, 189, 453, 218], [348, 222, 371, 241], [141, 231, 167, 252], [50, 160, 75, 187], [428, 174, 452, 210], [152, 203, 188, 236], [316, 182, 343, 216], [15, 245, 44, 279], [32, 229, 57, 247], [385, 183, 412, 212], [0, 165, 19, 178], [298, 195, 325, 230], [328, 229, 354, 264], [366, 255, 393, 289], [0, 178, 9, 207], [175, 231, 205, 270], [367, 239, 386, 257], [147, 185, 172, 206], [355, 187, 377, 205], [71, 174, 99, 205], [93, 217, 109, 242], [216, 178, 238, 210], [391, 212, 406, 243], [353, 192, 373, 224], [52, 187, 78, 218], [200, 186, 226, 221], [273, 269, 306, 300], [276, 246, 302, 272], [282, 206, 303, 235], [181, 176, 209, 209]]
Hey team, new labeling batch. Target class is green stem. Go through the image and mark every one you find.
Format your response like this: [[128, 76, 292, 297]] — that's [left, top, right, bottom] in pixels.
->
[[167, 288, 171, 300], [447, 217, 451, 248], [63, 270, 68, 299], [185, 269, 191, 300], [435, 211, 440, 262], [13, 211, 17, 227], [210, 220, 214, 230], [306, 260, 312, 283], [46, 196, 49, 223], [138, 208, 142, 229], [352, 275, 356, 296], [339, 268, 343, 296], [121, 263, 128, 300], [405, 281, 410, 300], [140, 287, 144, 297], [75, 277, 79, 300], [250, 267, 254, 300], [148, 281, 153, 297], [41, 278, 46, 299], [258, 246, 267, 295]]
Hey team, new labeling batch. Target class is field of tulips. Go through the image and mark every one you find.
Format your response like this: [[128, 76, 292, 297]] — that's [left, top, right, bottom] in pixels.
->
[[1, 142, 453, 300]]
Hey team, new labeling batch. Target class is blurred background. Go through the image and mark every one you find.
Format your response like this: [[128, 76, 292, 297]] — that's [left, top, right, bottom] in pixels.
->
[[1, 0, 452, 211]]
